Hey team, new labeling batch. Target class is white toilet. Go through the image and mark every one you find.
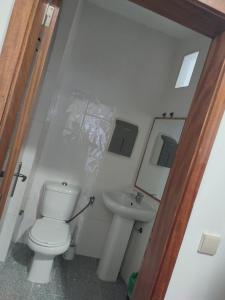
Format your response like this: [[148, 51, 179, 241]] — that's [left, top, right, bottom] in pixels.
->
[[27, 181, 80, 283]]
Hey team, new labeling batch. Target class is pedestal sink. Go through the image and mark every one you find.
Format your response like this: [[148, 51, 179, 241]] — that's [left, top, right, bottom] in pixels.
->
[[97, 191, 155, 282]]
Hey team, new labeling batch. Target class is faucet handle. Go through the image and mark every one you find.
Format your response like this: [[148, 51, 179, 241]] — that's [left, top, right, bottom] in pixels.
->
[[137, 191, 144, 197], [136, 191, 144, 203]]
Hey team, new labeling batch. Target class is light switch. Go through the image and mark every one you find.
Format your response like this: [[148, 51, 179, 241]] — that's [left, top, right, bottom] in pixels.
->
[[198, 233, 220, 256]]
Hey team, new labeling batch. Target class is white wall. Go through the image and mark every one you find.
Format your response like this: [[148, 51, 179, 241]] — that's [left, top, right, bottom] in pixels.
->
[[121, 34, 211, 283], [165, 112, 225, 300], [15, 1, 180, 259], [0, 0, 15, 53], [158, 35, 211, 116]]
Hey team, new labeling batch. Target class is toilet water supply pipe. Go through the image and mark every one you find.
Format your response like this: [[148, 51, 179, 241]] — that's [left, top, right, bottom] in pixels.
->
[[66, 196, 95, 223], [63, 196, 95, 260]]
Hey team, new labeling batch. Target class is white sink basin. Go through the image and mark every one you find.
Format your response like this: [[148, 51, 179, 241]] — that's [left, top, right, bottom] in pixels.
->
[[103, 191, 154, 222], [97, 191, 155, 282]]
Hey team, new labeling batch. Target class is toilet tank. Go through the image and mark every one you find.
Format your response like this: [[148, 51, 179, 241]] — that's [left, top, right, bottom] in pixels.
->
[[40, 181, 81, 221]]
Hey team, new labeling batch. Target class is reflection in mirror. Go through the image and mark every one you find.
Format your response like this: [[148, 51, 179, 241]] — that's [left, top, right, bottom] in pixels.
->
[[135, 118, 185, 201]]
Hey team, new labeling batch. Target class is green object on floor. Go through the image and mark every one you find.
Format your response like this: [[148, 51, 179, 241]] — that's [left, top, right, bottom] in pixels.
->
[[127, 272, 138, 298]]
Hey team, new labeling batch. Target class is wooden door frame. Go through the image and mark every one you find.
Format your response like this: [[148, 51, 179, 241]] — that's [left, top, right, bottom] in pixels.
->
[[0, 0, 60, 214], [1, 1, 225, 300], [0, 0, 46, 173], [0, 1, 60, 216], [129, 1, 225, 300]]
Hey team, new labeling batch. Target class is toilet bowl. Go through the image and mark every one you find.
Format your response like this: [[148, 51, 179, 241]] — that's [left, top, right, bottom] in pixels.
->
[[27, 181, 80, 283]]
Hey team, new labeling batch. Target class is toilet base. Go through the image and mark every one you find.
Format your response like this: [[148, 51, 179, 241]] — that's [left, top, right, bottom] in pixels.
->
[[28, 253, 54, 283]]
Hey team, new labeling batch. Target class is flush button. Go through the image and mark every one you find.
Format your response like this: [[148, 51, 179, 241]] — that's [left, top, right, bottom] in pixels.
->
[[62, 182, 68, 186]]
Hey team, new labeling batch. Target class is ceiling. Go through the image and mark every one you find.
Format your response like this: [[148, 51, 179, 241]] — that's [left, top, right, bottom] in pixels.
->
[[88, 0, 200, 40]]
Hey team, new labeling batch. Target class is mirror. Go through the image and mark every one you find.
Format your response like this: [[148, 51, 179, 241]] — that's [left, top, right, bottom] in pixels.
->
[[135, 118, 185, 201]]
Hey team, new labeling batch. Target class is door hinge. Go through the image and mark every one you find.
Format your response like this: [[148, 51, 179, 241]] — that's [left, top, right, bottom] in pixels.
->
[[42, 4, 54, 27]]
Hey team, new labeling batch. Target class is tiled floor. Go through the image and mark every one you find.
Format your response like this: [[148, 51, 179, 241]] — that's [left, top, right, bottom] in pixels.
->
[[0, 243, 127, 300]]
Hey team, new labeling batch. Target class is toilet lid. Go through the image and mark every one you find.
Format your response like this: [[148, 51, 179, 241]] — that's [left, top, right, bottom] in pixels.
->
[[29, 218, 70, 247]]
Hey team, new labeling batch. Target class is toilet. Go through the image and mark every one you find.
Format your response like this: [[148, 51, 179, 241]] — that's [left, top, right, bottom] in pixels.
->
[[27, 181, 80, 283]]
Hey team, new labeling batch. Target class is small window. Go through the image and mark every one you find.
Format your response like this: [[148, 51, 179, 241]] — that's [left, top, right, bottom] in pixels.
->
[[175, 51, 199, 88]]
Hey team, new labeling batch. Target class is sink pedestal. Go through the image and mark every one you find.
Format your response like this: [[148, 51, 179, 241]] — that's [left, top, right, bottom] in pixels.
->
[[97, 191, 154, 282], [97, 214, 134, 282]]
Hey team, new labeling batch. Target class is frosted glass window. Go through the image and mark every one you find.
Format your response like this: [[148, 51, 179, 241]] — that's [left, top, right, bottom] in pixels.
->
[[175, 51, 199, 88]]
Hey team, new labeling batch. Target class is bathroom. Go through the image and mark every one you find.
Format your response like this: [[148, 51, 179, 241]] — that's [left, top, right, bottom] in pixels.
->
[[0, 0, 211, 299]]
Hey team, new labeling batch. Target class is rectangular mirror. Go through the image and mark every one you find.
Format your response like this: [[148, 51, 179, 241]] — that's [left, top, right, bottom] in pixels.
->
[[135, 118, 185, 201]]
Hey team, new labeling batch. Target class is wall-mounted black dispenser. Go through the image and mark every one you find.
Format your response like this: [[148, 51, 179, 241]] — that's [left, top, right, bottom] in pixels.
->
[[151, 134, 178, 168], [108, 120, 138, 157]]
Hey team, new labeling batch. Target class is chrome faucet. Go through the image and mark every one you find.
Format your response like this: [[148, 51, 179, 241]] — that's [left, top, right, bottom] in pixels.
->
[[135, 191, 144, 204]]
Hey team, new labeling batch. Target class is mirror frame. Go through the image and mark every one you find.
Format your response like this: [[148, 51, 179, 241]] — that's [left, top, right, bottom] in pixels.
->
[[135, 116, 186, 202]]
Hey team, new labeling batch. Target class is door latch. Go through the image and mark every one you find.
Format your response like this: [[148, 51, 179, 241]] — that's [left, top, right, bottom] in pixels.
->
[[0, 170, 27, 182], [14, 172, 27, 182], [42, 4, 55, 27], [0, 162, 27, 197]]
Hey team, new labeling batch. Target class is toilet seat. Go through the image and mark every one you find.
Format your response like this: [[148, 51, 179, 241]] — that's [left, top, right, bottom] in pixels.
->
[[27, 220, 71, 283], [29, 218, 70, 247]]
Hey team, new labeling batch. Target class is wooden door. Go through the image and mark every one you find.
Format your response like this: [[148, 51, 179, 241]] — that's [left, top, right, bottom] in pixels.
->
[[0, 0, 60, 215]]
